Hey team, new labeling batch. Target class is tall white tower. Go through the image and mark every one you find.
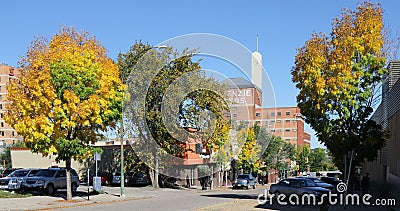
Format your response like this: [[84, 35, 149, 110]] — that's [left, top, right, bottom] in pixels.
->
[[251, 36, 262, 91]]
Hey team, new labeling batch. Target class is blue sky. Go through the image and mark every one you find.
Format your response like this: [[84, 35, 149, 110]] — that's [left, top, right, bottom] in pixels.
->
[[1, 0, 399, 148]]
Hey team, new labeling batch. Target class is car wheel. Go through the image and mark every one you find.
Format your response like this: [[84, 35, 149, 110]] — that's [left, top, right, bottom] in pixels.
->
[[45, 184, 55, 195], [246, 185, 249, 189], [253, 184, 256, 189], [71, 182, 78, 194]]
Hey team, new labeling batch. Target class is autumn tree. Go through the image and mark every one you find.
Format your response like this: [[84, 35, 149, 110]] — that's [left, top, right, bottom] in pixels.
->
[[291, 1, 389, 178], [5, 27, 124, 200], [237, 128, 262, 174], [118, 41, 230, 188]]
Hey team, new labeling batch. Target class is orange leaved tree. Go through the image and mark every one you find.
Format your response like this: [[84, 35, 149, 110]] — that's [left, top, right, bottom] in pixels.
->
[[5, 27, 124, 200]]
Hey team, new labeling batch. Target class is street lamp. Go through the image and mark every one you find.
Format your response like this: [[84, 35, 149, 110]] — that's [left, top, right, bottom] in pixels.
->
[[120, 45, 167, 196]]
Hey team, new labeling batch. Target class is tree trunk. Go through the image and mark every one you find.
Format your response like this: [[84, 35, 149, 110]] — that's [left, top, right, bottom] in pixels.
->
[[153, 146, 159, 188], [66, 159, 72, 200], [153, 159, 159, 188]]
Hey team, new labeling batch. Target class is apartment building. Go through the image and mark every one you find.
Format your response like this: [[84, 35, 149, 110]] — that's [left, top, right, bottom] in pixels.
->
[[0, 64, 22, 146], [223, 50, 310, 147]]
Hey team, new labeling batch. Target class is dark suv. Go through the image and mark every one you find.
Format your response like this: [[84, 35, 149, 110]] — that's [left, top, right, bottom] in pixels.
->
[[22, 168, 80, 195]]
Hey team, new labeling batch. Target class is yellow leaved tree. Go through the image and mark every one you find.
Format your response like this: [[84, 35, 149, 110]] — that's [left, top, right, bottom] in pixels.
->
[[5, 27, 124, 200]]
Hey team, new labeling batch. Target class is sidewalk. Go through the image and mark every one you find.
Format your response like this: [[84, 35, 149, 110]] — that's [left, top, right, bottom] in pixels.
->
[[0, 186, 155, 211]]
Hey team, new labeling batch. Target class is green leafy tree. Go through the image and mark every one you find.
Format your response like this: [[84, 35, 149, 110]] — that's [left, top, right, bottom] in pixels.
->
[[291, 2, 389, 174], [118, 41, 229, 188], [296, 145, 311, 173], [5, 27, 124, 200]]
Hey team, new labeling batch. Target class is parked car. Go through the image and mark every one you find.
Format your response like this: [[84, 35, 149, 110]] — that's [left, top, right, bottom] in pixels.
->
[[297, 176, 335, 191], [129, 173, 150, 186], [111, 172, 130, 186], [233, 174, 257, 189], [0, 168, 40, 191], [22, 168, 80, 195], [1, 168, 22, 178], [320, 176, 341, 187], [269, 178, 330, 198]]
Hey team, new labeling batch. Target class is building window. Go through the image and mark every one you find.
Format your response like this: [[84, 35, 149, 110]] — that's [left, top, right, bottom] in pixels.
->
[[292, 129, 297, 132], [1, 122, 3, 127], [276, 129, 281, 132], [276, 120, 282, 123], [0, 113, 3, 118], [0, 104, 2, 109], [277, 112, 282, 116], [256, 113, 260, 117], [285, 139, 290, 142], [231, 107, 237, 112], [233, 114, 237, 118], [12, 131, 15, 136], [271, 112, 275, 117], [286, 111, 290, 116], [1, 131, 4, 136], [292, 120, 297, 122], [285, 120, 290, 123], [285, 129, 290, 132], [0, 95, 2, 100]]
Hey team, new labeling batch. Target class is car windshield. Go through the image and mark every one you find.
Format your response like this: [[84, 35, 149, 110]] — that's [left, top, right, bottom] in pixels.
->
[[237, 175, 250, 179], [3, 169, 16, 175], [28, 170, 39, 177], [35, 169, 56, 177], [8, 170, 30, 177]]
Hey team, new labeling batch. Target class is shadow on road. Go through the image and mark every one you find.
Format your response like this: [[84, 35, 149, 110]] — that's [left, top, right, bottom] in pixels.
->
[[200, 193, 257, 200], [23, 190, 100, 200]]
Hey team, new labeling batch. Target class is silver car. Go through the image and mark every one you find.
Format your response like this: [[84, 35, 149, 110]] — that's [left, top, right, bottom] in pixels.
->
[[22, 168, 80, 195], [233, 174, 257, 189], [0, 168, 40, 190]]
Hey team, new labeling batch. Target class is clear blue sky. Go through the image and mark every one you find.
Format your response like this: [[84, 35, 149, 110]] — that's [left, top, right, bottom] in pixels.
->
[[1, 0, 399, 148]]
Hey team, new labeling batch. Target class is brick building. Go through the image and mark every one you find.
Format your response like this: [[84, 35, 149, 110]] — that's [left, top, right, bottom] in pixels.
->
[[223, 77, 310, 147], [0, 64, 22, 146]]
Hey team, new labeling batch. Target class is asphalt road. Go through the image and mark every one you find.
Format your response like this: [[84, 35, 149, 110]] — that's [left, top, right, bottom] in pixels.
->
[[0, 185, 395, 211], [56, 186, 269, 211]]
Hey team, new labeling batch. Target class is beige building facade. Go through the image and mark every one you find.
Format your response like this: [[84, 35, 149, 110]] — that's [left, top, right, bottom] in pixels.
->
[[363, 60, 400, 188]]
